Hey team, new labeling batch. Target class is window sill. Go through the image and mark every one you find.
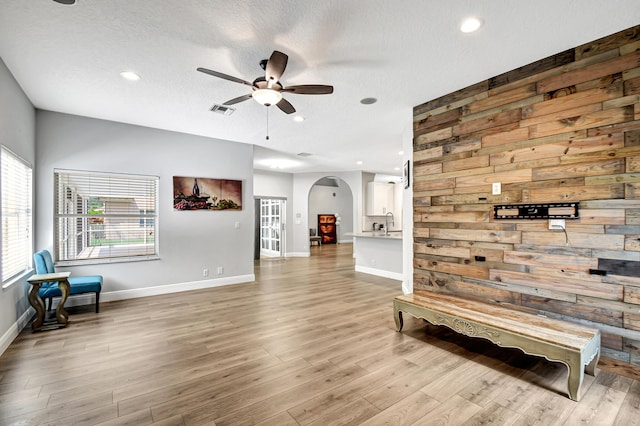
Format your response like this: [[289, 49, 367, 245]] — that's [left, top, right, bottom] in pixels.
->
[[56, 255, 160, 267], [2, 268, 34, 290]]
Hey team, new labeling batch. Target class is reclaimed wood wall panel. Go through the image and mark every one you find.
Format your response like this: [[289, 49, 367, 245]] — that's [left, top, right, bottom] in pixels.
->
[[412, 25, 640, 365]]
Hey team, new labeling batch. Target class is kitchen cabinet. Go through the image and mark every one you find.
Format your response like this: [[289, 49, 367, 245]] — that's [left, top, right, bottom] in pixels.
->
[[366, 182, 395, 215]]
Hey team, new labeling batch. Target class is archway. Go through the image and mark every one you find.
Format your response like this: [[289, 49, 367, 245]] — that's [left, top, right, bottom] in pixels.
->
[[307, 176, 353, 250]]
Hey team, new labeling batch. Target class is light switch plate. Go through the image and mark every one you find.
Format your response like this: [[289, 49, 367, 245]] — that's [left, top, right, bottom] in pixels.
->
[[492, 182, 501, 195]]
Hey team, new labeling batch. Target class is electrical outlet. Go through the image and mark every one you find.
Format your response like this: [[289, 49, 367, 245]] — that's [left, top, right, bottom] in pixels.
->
[[492, 182, 501, 195], [548, 219, 565, 230], [203, 268, 209, 277], [217, 266, 223, 275]]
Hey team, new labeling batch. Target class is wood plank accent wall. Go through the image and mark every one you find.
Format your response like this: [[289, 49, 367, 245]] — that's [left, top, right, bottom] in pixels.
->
[[412, 25, 640, 365]]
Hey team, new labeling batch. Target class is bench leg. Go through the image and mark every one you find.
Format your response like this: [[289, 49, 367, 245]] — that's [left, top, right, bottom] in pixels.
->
[[566, 354, 584, 402], [394, 309, 404, 332], [585, 348, 599, 376]]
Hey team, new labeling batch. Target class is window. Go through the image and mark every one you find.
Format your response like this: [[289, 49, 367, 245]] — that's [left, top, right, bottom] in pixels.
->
[[1, 146, 33, 285], [54, 169, 159, 264]]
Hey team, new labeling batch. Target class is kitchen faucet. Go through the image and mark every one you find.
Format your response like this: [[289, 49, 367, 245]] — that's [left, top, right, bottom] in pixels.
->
[[385, 212, 394, 235]]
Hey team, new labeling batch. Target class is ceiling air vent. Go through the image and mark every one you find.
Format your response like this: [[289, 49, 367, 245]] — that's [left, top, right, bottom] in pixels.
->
[[297, 152, 312, 157], [209, 104, 235, 116]]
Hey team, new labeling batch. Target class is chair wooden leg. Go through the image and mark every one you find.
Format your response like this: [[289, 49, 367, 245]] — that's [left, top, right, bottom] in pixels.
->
[[47, 298, 53, 312], [95, 292, 100, 313]]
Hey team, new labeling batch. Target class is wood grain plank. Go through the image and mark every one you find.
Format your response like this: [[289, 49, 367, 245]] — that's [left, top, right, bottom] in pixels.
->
[[443, 155, 489, 173], [523, 183, 624, 203], [537, 50, 640, 94], [576, 25, 640, 60], [453, 109, 523, 137], [532, 158, 625, 180], [414, 127, 453, 145], [522, 81, 623, 119], [528, 107, 634, 139]]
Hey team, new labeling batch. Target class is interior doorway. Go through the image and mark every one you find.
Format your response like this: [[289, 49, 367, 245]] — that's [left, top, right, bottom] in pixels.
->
[[308, 176, 353, 250], [256, 198, 286, 258]]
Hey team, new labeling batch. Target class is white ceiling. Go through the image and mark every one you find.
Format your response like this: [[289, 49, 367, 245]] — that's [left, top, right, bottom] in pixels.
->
[[0, 1, 638, 176]]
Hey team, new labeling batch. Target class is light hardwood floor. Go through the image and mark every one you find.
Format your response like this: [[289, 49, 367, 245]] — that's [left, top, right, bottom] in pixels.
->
[[1, 243, 639, 425]]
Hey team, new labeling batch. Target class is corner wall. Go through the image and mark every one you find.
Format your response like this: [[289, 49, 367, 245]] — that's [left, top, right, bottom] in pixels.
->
[[0, 58, 36, 354], [35, 111, 255, 300], [412, 26, 640, 364]]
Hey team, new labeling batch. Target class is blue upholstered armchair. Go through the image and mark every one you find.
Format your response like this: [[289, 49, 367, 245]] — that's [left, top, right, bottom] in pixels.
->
[[33, 250, 103, 313]]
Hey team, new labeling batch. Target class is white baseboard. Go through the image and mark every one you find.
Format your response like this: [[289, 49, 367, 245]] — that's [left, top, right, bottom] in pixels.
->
[[0, 307, 35, 356], [48, 274, 255, 309], [103, 274, 255, 302], [286, 252, 310, 257], [355, 265, 403, 281]]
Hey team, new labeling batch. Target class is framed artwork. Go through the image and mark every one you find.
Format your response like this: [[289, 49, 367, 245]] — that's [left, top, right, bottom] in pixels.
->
[[403, 160, 410, 189], [173, 176, 242, 210]]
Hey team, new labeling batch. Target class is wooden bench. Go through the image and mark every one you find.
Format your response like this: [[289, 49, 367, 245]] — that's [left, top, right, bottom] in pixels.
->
[[393, 293, 600, 401]]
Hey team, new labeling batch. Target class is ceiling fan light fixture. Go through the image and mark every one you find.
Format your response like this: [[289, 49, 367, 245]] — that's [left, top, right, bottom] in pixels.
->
[[252, 89, 282, 106]]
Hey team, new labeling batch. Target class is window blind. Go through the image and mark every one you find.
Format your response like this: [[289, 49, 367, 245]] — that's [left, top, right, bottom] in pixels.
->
[[54, 170, 159, 263], [1, 146, 33, 283]]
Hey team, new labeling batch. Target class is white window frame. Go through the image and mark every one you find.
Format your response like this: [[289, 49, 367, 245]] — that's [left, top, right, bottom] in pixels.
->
[[54, 169, 159, 265], [1, 146, 33, 288]]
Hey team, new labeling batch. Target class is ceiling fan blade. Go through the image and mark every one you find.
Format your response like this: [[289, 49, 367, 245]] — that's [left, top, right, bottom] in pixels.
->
[[276, 98, 296, 114], [282, 85, 334, 95], [265, 51, 288, 87], [197, 67, 254, 87], [223, 93, 253, 105]]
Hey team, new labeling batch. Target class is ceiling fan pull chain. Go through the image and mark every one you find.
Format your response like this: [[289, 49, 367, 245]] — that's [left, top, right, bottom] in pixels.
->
[[266, 108, 270, 141]]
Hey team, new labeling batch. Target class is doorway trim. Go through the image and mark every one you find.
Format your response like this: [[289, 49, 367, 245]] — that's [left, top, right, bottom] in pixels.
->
[[254, 196, 287, 259]]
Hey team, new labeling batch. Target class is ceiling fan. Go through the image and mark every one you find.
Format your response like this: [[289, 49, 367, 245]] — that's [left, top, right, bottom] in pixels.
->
[[197, 50, 333, 114]]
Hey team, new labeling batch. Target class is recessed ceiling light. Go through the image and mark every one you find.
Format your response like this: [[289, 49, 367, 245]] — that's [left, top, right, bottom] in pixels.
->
[[53, 0, 76, 4], [461, 17, 483, 33], [293, 116, 305, 122], [394, 167, 400, 171], [120, 71, 141, 81], [356, 160, 363, 165], [360, 97, 377, 105], [398, 150, 404, 156]]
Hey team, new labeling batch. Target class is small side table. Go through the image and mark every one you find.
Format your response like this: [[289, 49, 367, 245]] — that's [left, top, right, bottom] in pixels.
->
[[27, 272, 71, 331]]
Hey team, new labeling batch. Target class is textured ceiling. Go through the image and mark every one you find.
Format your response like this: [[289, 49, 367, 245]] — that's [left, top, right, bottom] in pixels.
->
[[0, 1, 638, 175]]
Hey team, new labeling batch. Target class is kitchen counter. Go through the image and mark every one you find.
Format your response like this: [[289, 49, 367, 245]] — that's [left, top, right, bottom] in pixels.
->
[[349, 231, 402, 240], [349, 231, 403, 280]]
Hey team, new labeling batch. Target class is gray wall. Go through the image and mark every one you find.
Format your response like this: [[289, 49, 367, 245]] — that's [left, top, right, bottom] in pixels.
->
[[35, 111, 255, 298], [0, 58, 36, 352]]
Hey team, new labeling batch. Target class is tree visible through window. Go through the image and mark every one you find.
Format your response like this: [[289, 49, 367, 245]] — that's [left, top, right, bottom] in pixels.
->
[[1, 146, 33, 285], [54, 170, 159, 264]]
